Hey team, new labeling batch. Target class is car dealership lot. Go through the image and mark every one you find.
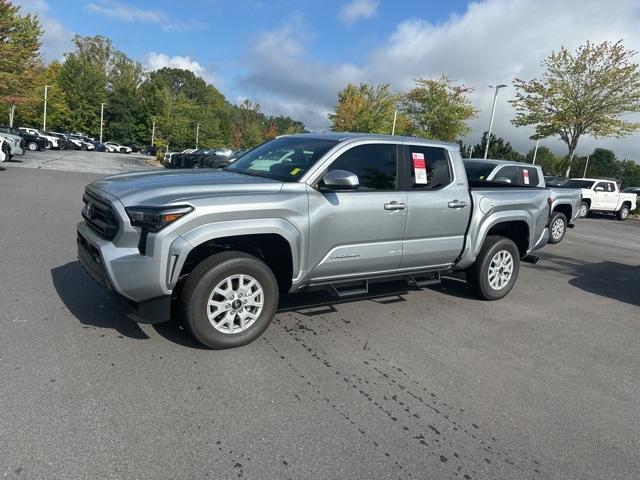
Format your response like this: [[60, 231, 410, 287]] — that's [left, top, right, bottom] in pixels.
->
[[1, 164, 639, 479]]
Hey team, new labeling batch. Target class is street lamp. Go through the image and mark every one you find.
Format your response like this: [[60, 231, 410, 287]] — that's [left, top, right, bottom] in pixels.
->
[[43, 85, 51, 131], [483, 84, 507, 160], [195, 123, 200, 149], [100, 102, 106, 143]]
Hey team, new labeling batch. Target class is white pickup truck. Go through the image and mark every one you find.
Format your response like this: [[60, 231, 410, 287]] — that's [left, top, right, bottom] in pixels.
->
[[564, 178, 637, 221]]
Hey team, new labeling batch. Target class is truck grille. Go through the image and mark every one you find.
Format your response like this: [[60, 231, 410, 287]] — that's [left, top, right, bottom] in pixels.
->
[[82, 190, 119, 240]]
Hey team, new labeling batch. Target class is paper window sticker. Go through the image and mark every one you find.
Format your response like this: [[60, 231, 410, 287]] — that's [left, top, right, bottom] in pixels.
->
[[412, 152, 428, 184], [523, 169, 530, 185], [290, 167, 302, 175]]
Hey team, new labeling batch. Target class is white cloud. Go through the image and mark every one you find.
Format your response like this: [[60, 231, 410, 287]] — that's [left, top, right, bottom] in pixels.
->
[[85, 1, 204, 32], [14, 0, 74, 61], [240, 0, 640, 160], [339, 0, 379, 25], [144, 52, 219, 85]]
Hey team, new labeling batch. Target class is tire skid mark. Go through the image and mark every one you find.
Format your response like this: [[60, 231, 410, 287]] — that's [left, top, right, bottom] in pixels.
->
[[273, 312, 546, 478], [262, 335, 411, 478]]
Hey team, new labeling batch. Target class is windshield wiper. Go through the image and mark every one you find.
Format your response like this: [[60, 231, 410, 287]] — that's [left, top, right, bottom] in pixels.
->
[[225, 168, 271, 180]]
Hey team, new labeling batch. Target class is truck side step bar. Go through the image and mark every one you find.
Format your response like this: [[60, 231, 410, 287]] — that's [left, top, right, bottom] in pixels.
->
[[406, 272, 441, 288], [328, 280, 369, 298]]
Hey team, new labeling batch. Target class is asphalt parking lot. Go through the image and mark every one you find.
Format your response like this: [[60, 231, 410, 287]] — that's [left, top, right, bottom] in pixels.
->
[[1, 156, 639, 479]]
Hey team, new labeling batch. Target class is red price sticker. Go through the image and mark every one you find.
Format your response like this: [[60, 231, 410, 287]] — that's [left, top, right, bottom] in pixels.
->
[[523, 169, 530, 185], [412, 152, 428, 184]]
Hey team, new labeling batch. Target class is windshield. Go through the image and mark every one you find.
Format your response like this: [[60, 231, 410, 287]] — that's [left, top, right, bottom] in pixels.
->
[[463, 160, 498, 181], [227, 137, 339, 182], [564, 180, 595, 188]]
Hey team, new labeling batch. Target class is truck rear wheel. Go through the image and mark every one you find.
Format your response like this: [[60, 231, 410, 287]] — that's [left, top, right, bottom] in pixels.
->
[[548, 212, 567, 244], [617, 205, 630, 221], [180, 251, 279, 349], [468, 236, 520, 300]]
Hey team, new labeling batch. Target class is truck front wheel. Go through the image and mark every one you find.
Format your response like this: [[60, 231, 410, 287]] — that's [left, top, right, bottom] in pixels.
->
[[578, 202, 589, 218], [468, 236, 520, 300], [180, 251, 279, 349]]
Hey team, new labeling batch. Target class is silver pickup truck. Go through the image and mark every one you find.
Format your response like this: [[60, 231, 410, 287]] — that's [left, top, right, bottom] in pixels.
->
[[464, 159, 582, 244], [77, 133, 551, 349]]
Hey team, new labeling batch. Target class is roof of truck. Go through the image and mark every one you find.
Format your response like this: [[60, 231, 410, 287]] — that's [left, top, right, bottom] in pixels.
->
[[280, 131, 458, 148]]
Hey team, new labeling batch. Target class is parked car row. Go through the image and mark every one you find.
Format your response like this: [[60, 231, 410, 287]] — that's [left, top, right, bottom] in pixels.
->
[[163, 148, 247, 169], [0, 125, 150, 159]]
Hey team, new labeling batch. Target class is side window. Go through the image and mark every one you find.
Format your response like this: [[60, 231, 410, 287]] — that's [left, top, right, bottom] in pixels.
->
[[494, 166, 520, 185], [607, 182, 615, 192], [595, 182, 608, 191], [407, 146, 452, 190], [329, 143, 397, 191], [520, 166, 539, 186]]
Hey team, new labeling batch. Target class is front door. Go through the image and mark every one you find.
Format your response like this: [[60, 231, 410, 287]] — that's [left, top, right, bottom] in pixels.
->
[[306, 143, 407, 281], [400, 145, 471, 268], [592, 182, 609, 209]]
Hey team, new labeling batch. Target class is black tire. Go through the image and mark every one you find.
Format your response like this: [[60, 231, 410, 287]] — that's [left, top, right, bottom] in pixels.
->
[[181, 251, 279, 349], [192, 161, 201, 169], [578, 201, 589, 218], [80, 144, 87, 151], [45, 141, 52, 149], [120, 148, 126, 153], [548, 211, 567, 244], [27, 141, 38, 151], [467, 236, 520, 300], [617, 205, 630, 221]]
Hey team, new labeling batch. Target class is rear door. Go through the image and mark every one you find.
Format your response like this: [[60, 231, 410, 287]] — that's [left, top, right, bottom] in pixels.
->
[[306, 142, 407, 281], [399, 144, 471, 269]]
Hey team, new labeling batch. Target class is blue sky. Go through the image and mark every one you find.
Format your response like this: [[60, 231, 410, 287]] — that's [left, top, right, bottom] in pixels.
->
[[15, 0, 640, 159]]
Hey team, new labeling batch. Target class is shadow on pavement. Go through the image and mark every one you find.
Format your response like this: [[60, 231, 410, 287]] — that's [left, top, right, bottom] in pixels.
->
[[536, 253, 640, 307]]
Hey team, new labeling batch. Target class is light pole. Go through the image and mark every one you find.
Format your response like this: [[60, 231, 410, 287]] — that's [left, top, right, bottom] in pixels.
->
[[99, 103, 105, 143], [195, 123, 200, 149], [532, 139, 540, 164], [483, 84, 507, 159], [151, 117, 156, 146], [43, 85, 51, 131], [583, 155, 590, 177], [391, 109, 398, 135]]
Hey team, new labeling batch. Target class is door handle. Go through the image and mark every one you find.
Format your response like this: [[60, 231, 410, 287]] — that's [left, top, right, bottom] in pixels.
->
[[448, 200, 468, 209], [384, 201, 406, 211]]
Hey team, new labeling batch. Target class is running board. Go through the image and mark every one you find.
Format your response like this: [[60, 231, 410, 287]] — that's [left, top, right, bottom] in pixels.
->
[[522, 255, 539, 264], [328, 280, 369, 298], [406, 272, 441, 288]]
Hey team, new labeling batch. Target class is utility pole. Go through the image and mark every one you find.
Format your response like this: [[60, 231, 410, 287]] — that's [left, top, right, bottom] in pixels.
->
[[483, 84, 507, 159], [532, 139, 540, 164], [151, 117, 156, 146], [583, 155, 590, 177], [43, 85, 51, 131], [99, 103, 105, 143], [9, 105, 16, 127], [195, 123, 200, 149], [391, 109, 398, 135]]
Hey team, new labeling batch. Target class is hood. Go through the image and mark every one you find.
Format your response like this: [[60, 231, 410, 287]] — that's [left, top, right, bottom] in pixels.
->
[[89, 169, 284, 206]]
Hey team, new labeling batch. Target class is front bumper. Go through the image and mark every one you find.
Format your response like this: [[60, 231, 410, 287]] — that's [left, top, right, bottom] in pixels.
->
[[77, 222, 172, 324]]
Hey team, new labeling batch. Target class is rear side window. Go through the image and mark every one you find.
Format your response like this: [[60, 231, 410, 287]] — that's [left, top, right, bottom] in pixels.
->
[[407, 146, 452, 190], [519, 166, 540, 186], [329, 143, 398, 191]]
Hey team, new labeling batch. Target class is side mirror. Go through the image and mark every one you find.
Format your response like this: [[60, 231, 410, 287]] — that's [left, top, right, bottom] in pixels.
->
[[494, 176, 512, 184], [321, 170, 359, 190], [595, 186, 604, 192]]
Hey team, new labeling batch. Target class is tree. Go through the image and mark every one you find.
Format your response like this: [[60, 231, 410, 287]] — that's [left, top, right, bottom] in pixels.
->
[[471, 132, 524, 160], [328, 83, 404, 134], [0, 0, 42, 125], [525, 145, 559, 174], [400, 76, 477, 142], [511, 41, 640, 177]]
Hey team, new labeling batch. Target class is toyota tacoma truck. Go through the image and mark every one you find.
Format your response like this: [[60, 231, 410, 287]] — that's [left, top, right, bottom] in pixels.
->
[[562, 178, 637, 221], [77, 133, 551, 349], [463, 159, 582, 244]]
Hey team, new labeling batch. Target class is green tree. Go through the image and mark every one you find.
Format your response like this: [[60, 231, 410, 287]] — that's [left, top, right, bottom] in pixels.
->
[[525, 145, 559, 174], [401, 76, 477, 142], [471, 132, 524, 160], [512, 41, 640, 177], [328, 83, 404, 134], [0, 0, 42, 125]]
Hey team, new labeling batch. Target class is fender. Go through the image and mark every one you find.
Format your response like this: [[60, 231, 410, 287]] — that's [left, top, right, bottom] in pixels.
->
[[167, 218, 304, 289]]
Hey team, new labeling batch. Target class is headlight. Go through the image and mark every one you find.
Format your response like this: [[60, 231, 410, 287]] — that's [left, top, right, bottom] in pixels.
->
[[125, 205, 193, 232]]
